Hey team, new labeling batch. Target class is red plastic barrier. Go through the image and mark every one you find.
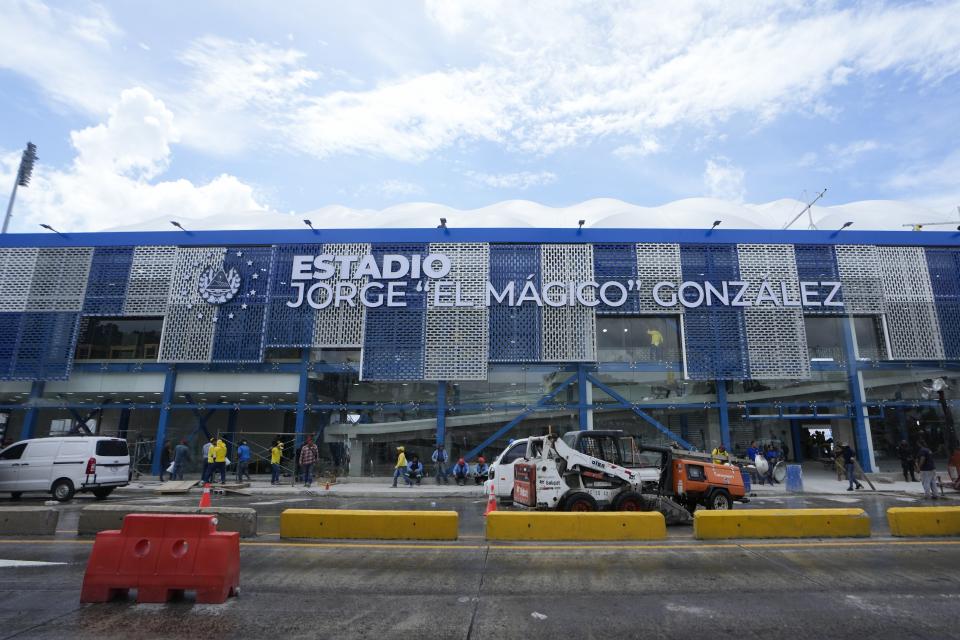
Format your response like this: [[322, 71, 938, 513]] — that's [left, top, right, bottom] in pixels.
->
[[81, 513, 240, 604]]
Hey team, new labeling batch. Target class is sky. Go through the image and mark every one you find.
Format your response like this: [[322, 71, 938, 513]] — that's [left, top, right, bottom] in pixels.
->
[[1, 0, 960, 232]]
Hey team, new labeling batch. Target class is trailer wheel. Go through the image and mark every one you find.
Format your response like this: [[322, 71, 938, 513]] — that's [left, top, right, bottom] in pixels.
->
[[612, 491, 645, 511], [706, 489, 732, 511], [563, 492, 598, 512]]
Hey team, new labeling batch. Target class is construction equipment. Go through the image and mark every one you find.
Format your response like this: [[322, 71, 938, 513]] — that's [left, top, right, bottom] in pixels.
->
[[512, 430, 747, 524]]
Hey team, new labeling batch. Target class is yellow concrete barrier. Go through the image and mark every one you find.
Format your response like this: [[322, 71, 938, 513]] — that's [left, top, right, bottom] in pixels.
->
[[694, 508, 870, 540], [887, 507, 960, 537], [485, 512, 666, 541], [280, 509, 459, 540]]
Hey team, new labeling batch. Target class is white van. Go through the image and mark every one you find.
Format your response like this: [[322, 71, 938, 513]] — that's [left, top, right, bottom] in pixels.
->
[[0, 436, 130, 502], [484, 437, 530, 503]]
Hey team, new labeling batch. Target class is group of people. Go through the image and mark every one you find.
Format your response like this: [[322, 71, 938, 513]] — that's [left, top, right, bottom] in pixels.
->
[[744, 441, 784, 485], [391, 444, 488, 487]]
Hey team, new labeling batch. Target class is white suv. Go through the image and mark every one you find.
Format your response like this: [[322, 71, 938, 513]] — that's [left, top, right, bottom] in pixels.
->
[[0, 436, 130, 502]]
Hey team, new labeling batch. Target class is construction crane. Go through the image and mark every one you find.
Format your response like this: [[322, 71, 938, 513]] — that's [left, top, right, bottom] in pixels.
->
[[782, 188, 827, 230], [902, 206, 960, 231]]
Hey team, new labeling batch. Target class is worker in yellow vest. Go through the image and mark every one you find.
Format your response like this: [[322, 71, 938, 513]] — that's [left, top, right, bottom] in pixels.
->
[[213, 438, 227, 483], [270, 440, 283, 485], [712, 444, 730, 465], [391, 446, 407, 488]]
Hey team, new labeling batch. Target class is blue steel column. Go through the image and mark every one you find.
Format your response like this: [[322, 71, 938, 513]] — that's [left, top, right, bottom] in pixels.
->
[[717, 381, 731, 449], [842, 316, 875, 472], [577, 365, 589, 430], [436, 381, 447, 445], [21, 381, 44, 439], [151, 367, 177, 475], [294, 352, 309, 449]]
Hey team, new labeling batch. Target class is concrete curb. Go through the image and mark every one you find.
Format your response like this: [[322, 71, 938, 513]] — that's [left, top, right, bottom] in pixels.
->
[[486, 511, 667, 541], [78, 504, 258, 537], [694, 508, 871, 539], [280, 509, 459, 540], [0, 507, 59, 535]]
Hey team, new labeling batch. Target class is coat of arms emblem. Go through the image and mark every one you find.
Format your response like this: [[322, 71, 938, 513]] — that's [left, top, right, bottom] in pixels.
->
[[197, 265, 241, 304]]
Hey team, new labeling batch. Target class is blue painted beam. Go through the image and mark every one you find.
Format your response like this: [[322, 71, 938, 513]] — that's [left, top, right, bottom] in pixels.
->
[[150, 368, 176, 475], [586, 373, 694, 450], [20, 381, 44, 439], [842, 316, 874, 472], [436, 381, 447, 445], [717, 382, 731, 449]]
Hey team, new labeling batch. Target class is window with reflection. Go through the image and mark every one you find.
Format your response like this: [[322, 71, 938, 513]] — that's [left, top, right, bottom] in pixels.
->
[[75, 317, 162, 360], [596, 316, 681, 363]]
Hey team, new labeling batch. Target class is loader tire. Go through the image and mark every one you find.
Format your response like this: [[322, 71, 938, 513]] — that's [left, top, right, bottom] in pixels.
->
[[612, 491, 645, 511], [563, 492, 598, 512], [706, 489, 732, 511]]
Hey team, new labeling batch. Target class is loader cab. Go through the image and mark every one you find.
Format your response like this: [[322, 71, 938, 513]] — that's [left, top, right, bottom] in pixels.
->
[[561, 430, 630, 466]]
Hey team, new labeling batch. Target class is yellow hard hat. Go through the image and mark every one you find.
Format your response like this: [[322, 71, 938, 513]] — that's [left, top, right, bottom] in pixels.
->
[[397, 446, 405, 452]]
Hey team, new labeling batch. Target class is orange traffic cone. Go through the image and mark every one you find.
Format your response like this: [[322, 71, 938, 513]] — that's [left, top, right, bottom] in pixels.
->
[[198, 482, 212, 508], [484, 485, 497, 516]]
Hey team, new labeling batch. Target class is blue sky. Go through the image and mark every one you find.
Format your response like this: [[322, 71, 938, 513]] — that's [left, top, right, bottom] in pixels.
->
[[1, 0, 960, 231]]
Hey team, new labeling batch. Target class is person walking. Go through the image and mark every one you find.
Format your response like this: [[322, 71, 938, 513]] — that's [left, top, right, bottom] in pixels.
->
[[158, 441, 172, 482], [916, 439, 938, 499], [213, 438, 227, 484], [172, 438, 190, 480], [299, 435, 319, 488], [451, 457, 470, 486], [474, 457, 488, 485], [391, 446, 408, 488], [270, 439, 283, 485], [897, 440, 917, 482], [236, 439, 251, 483], [432, 443, 450, 485], [201, 437, 214, 483], [840, 442, 864, 491]]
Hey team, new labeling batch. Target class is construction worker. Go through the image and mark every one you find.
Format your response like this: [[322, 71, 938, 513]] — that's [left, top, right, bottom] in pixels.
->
[[451, 458, 470, 485], [432, 443, 450, 485], [391, 446, 408, 487], [201, 437, 214, 482], [270, 439, 283, 485], [474, 457, 488, 485], [647, 327, 664, 360], [213, 438, 227, 484], [405, 454, 424, 486], [711, 444, 729, 465]]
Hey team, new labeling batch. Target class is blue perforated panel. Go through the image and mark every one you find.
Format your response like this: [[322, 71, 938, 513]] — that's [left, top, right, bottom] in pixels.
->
[[593, 243, 639, 315], [489, 244, 541, 362], [82, 246, 133, 316], [680, 245, 749, 379], [210, 246, 273, 363], [794, 244, 843, 315], [925, 248, 960, 359], [361, 243, 427, 380], [0, 312, 80, 380], [264, 244, 319, 347]]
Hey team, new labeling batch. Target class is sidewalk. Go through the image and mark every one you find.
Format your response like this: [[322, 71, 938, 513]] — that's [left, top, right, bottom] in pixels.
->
[[749, 464, 956, 497]]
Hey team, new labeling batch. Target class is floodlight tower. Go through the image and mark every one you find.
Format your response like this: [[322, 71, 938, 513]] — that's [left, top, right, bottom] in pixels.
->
[[3, 142, 38, 234]]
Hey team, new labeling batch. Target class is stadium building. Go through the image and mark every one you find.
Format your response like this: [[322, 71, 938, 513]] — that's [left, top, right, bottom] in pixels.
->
[[0, 219, 958, 476]]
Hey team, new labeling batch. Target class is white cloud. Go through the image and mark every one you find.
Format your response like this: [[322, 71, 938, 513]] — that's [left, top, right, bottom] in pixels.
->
[[374, 179, 425, 198], [613, 138, 662, 159], [888, 150, 960, 192], [0, 88, 268, 232], [827, 139, 880, 168], [703, 156, 745, 202], [464, 170, 557, 190], [797, 151, 818, 168]]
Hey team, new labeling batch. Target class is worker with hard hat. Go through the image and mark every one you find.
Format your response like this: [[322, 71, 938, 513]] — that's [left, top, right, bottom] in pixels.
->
[[711, 444, 730, 465], [213, 438, 228, 483], [451, 457, 470, 485], [391, 446, 408, 488], [473, 456, 488, 485]]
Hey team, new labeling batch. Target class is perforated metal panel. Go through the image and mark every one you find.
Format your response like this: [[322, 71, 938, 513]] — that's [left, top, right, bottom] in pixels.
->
[[211, 246, 272, 363], [926, 248, 960, 359], [313, 243, 369, 348], [158, 247, 226, 363], [680, 245, 749, 380], [424, 243, 488, 380], [123, 246, 176, 316], [878, 246, 944, 360], [264, 243, 319, 348], [793, 244, 843, 315], [541, 244, 596, 362], [82, 247, 132, 315], [636, 243, 683, 314], [489, 244, 541, 362], [0, 249, 39, 311], [593, 244, 639, 315], [737, 244, 810, 379], [26, 248, 93, 312], [835, 245, 884, 314], [361, 243, 427, 381]]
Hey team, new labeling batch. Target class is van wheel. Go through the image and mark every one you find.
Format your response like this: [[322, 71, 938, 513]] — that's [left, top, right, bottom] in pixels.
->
[[612, 491, 645, 511], [706, 490, 732, 511], [51, 479, 75, 502], [92, 487, 114, 500], [10, 492, 21, 501], [563, 492, 598, 512]]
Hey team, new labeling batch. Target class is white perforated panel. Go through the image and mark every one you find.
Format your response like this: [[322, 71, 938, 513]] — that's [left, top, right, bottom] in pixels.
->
[[636, 243, 683, 314], [312, 243, 369, 347], [26, 248, 93, 311], [158, 247, 225, 362], [878, 246, 945, 360], [541, 244, 596, 361], [424, 243, 489, 380], [123, 246, 177, 316], [0, 248, 39, 311], [836, 245, 884, 314], [737, 244, 810, 379]]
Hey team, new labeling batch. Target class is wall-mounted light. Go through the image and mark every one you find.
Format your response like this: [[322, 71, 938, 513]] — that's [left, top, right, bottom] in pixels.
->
[[39, 223, 65, 236], [438, 218, 447, 229], [170, 221, 188, 232]]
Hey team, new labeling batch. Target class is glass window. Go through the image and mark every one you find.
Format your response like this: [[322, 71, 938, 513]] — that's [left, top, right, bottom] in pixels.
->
[[596, 316, 681, 363], [309, 349, 361, 366], [854, 316, 886, 360], [96, 440, 128, 457], [804, 316, 844, 361], [501, 443, 527, 464], [0, 443, 25, 460], [264, 348, 303, 362], [75, 317, 162, 361]]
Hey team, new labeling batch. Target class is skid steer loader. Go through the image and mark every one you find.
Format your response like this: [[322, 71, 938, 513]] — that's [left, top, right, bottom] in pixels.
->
[[512, 430, 747, 524]]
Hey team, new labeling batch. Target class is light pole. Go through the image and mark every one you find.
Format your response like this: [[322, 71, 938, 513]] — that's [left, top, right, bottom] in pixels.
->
[[3, 142, 38, 234]]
